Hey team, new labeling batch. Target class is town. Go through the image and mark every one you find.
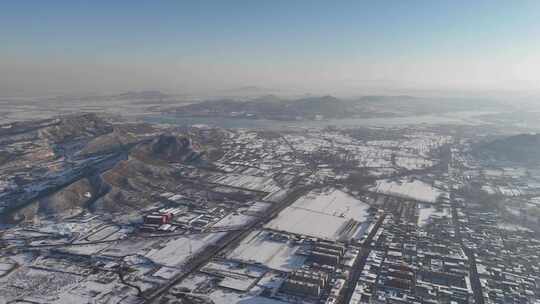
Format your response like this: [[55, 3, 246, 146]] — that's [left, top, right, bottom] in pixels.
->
[[1, 113, 539, 304]]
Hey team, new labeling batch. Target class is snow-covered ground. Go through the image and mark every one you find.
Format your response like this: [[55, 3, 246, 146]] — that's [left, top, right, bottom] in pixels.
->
[[497, 222, 533, 232], [396, 156, 434, 170], [370, 178, 445, 203], [209, 174, 281, 193], [265, 188, 371, 241], [153, 266, 181, 280], [205, 288, 288, 304], [201, 261, 266, 292], [212, 212, 256, 228], [227, 230, 307, 272], [145, 233, 225, 267], [265, 207, 355, 240], [291, 188, 371, 222], [175, 273, 211, 291]]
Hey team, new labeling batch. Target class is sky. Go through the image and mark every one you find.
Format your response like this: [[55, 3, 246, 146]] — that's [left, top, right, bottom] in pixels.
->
[[1, 0, 539, 97]]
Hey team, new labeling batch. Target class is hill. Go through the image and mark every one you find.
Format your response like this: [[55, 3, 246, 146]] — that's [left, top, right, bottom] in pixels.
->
[[172, 95, 354, 120]]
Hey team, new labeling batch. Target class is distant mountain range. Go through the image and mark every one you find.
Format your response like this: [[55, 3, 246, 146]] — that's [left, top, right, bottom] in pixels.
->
[[170, 94, 507, 121], [171, 95, 364, 120]]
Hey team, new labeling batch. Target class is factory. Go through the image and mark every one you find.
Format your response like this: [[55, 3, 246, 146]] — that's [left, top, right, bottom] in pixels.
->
[[281, 269, 329, 297], [141, 207, 184, 231], [311, 241, 346, 266]]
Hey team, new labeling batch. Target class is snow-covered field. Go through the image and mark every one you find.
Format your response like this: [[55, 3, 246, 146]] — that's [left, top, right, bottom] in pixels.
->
[[175, 273, 211, 291], [205, 288, 288, 304], [145, 233, 225, 267], [370, 178, 445, 203], [209, 174, 281, 193], [265, 207, 355, 240], [265, 188, 371, 241], [201, 261, 266, 292], [154, 266, 181, 280], [291, 188, 371, 222], [227, 230, 307, 272]]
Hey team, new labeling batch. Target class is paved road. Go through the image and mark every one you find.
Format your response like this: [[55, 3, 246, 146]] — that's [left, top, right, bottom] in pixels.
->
[[143, 185, 313, 303], [341, 212, 386, 304]]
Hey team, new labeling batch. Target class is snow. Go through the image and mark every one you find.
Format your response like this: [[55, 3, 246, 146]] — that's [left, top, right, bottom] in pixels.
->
[[395, 156, 433, 170], [263, 189, 288, 203], [370, 178, 444, 203], [497, 186, 522, 196], [209, 174, 281, 193], [243, 201, 273, 213], [175, 273, 210, 291], [145, 233, 225, 267], [417, 205, 451, 226], [290, 188, 370, 222], [265, 188, 371, 240], [205, 288, 288, 304], [249, 272, 285, 296], [62, 242, 113, 256], [0, 260, 16, 276], [218, 276, 258, 291], [85, 225, 120, 242], [227, 230, 307, 272], [0, 267, 84, 303], [265, 207, 355, 241], [201, 260, 266, 292], [481, 185, 496, 195], [153, 266, 181, 280], [212, 212, 256, 228], [497, 222, 533, 232], [52, 280, 135, 304], [202, 261, 266, 278]]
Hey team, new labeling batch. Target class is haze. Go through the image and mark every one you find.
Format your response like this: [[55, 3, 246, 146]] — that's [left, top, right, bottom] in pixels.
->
[[1, 0, 539, 97]]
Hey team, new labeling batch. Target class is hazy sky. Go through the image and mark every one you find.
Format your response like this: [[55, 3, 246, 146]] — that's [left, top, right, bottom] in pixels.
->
[[1, 0, 539, 96]]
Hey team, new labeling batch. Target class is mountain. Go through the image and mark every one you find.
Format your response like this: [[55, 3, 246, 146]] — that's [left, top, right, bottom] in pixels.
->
[[172, 95, 352, 120], [171, 94, 508, 121], [113, 90, 169, 100], [38, 113, 113, 143], [131, 134, 201, 163]]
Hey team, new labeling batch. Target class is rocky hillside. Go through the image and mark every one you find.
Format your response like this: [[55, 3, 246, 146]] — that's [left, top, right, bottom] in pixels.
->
[[131, 134, 202, 163], [0, 114, 211, 222], [41, 113, 112, 142]]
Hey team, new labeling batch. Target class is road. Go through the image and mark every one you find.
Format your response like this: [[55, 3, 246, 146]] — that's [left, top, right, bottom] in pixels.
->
[[142, 185, 313, 303], [340, 212, 386, 304], [449, 152, 485, 304]]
